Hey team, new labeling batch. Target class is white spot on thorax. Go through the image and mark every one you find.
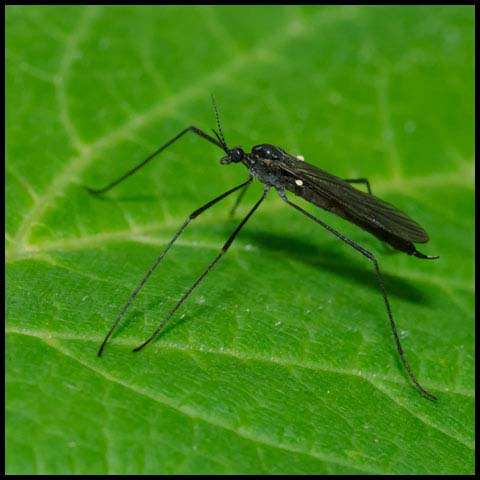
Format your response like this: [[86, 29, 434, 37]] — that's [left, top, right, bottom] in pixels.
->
[[296, 155, 304, 161], [295, 179, 303, 186]]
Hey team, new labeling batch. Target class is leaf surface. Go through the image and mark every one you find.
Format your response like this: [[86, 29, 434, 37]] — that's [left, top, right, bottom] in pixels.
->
[[6, 5, 474, 474]]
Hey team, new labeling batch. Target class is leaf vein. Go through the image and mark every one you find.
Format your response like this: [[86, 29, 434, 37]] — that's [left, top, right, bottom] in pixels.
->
[[37, 334, 379, 474]]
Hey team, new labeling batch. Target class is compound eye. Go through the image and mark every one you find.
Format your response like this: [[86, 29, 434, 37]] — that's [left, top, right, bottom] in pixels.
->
[[231, 147, 244, 163]]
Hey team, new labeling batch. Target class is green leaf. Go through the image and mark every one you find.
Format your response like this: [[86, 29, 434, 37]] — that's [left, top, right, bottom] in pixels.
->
[[6, 5, 474, 475]]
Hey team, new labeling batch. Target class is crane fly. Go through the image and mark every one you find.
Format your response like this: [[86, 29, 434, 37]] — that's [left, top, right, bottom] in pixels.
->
[[87, 96, 439, 401]]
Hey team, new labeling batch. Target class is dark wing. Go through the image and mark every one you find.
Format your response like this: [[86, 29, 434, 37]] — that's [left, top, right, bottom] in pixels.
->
[[278, 155, 429, 243]]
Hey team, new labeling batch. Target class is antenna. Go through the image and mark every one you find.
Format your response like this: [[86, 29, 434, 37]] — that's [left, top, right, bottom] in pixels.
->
[[211, 94, 227, 150]]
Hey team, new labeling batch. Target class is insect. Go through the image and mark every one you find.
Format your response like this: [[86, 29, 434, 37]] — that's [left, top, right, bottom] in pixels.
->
[[87, 96, 439, 401]]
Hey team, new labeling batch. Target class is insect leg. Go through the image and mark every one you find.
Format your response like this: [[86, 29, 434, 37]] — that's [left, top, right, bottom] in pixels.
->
[[344, 178, 372, 195], [229, 183, 250, 217], [278, 190, 437, 401], [97, 176, 253, 356], [85, 126, 225, 195], [133, 186, 270, 353]]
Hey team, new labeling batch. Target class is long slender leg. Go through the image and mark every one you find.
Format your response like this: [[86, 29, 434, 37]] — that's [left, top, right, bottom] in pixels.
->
[[97, 177, 253, 356], [133, 186, 270, 353], [278, 190, 436, 401], [229, 183, 250, 217], [344, 178, 372, 195], [86, 126, 225, 195]]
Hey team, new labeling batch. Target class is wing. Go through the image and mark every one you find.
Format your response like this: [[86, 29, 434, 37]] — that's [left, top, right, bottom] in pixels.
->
[[277, 155, 429, 244]]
